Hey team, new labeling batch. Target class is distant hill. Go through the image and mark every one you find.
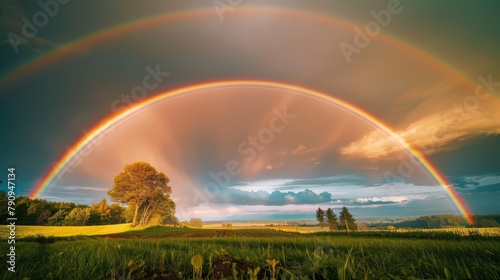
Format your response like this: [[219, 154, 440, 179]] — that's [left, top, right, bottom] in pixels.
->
[[366, 214, 500, 229]]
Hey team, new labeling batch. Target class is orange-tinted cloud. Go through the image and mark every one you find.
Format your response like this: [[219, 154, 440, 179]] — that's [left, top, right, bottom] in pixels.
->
[[341, 101, 500, 159]]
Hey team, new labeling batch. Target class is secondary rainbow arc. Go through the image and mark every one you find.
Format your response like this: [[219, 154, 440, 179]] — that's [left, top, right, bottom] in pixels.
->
[[0, 6, 479, 95], [30, 80, 475, 225]]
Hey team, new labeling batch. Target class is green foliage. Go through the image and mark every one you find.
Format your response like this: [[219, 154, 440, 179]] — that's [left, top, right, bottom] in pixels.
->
[[47, 209, 67, 226], [326, 208, 339, 231], [62, 207, 91, 226], [108, 161, 175, 227], [315, 207, 325, 229], [0, 195, 89, 226], [366, 214, 500, 229], [478, 218, 499, 228], [0, 195, 130, 227], [339, 206, 357, 231]]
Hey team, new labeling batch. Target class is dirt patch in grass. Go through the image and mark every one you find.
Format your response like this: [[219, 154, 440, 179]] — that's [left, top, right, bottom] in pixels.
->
[[113, 268, 179, 280], [100, 233, 144, 239], [211, 255, 265, 280], [143, 269, 179, 280]]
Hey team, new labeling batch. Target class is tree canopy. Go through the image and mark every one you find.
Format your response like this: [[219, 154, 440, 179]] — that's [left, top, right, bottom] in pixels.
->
[[316, 207, 325, 229], [108, 161, 175, 226], [339, 206, 357, 231], [325, 208, 339, 231]]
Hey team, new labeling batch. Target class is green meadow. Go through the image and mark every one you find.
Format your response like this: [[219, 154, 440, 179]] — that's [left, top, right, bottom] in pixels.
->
[[1, 225, 499, 280]]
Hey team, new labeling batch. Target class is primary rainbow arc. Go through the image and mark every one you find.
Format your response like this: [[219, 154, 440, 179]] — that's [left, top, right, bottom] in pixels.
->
[[30, 80, 475, 225]]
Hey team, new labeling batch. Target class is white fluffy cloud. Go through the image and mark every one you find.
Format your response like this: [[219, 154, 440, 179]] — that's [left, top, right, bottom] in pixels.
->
[[354, 195, 426, 204]]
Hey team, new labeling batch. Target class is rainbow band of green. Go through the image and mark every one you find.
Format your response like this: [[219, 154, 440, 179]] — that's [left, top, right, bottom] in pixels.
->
[[30, 80, 475, 225]]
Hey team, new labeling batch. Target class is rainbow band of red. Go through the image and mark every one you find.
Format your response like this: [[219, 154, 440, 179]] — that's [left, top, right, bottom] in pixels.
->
[[30, 80, 475, 225]]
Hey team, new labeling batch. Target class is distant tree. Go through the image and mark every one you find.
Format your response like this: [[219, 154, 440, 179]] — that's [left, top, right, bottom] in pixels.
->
[[316, 207, 325, 229], [325, 208, 339, 231], [387, 225, 396, 231], [188, 218, 203, 228], [47, 209, 67, 226], [339, 206, 357, 231], [37, 209, 52, 225], [27, 200, 51, 217], [161, 214, 179, 226], [478, 219, 499, 228], [63, 207, 91, 226], [109, 203, 125, 224], [108, 161, 174, 226], [94, 198, 111, 223]]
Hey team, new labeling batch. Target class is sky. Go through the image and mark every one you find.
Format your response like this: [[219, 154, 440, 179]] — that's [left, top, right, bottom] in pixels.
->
[[0, 0, 499, 222]]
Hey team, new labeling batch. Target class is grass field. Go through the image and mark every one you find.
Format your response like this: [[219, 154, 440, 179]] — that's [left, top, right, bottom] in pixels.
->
[[3, 224, 499, 238], [0, 224, 141, 238], [1, 225, 499, 279]]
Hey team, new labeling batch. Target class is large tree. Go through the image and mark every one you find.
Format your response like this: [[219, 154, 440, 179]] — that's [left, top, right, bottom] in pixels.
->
[[316, 207, 325, 229], [108, 161, 173, 226], [339, 206, 357, 231], [325, 208, 339, 231]]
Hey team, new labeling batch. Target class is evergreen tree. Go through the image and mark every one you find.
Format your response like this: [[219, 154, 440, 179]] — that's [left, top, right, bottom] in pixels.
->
[[325, 207, 339, 231], [339, 206, 357, 231], [316, 207, 325, 229]]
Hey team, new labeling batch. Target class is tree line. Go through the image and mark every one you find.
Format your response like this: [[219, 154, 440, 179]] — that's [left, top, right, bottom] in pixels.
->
[[316, 206, 357, 231], [1, 162, 178, 227], [0, 194, 125, 226], [366, 214, 500, 229]]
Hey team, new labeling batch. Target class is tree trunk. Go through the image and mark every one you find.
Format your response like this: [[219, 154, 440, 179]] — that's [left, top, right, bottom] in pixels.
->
[[144, 212, 153, 226], [132, 203, 140, 227], [140, 203, 152, 226]]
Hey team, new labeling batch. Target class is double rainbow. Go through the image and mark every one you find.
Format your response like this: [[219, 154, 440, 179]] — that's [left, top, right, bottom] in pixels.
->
[[0, 6, 474, 224]]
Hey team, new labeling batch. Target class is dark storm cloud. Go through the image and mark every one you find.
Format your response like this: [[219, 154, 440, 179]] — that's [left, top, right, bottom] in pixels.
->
[[0, 0, 58, 56], [431, 136, 500, 176], [214, 188, 332, 206], [451, 173, 500, 194]]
